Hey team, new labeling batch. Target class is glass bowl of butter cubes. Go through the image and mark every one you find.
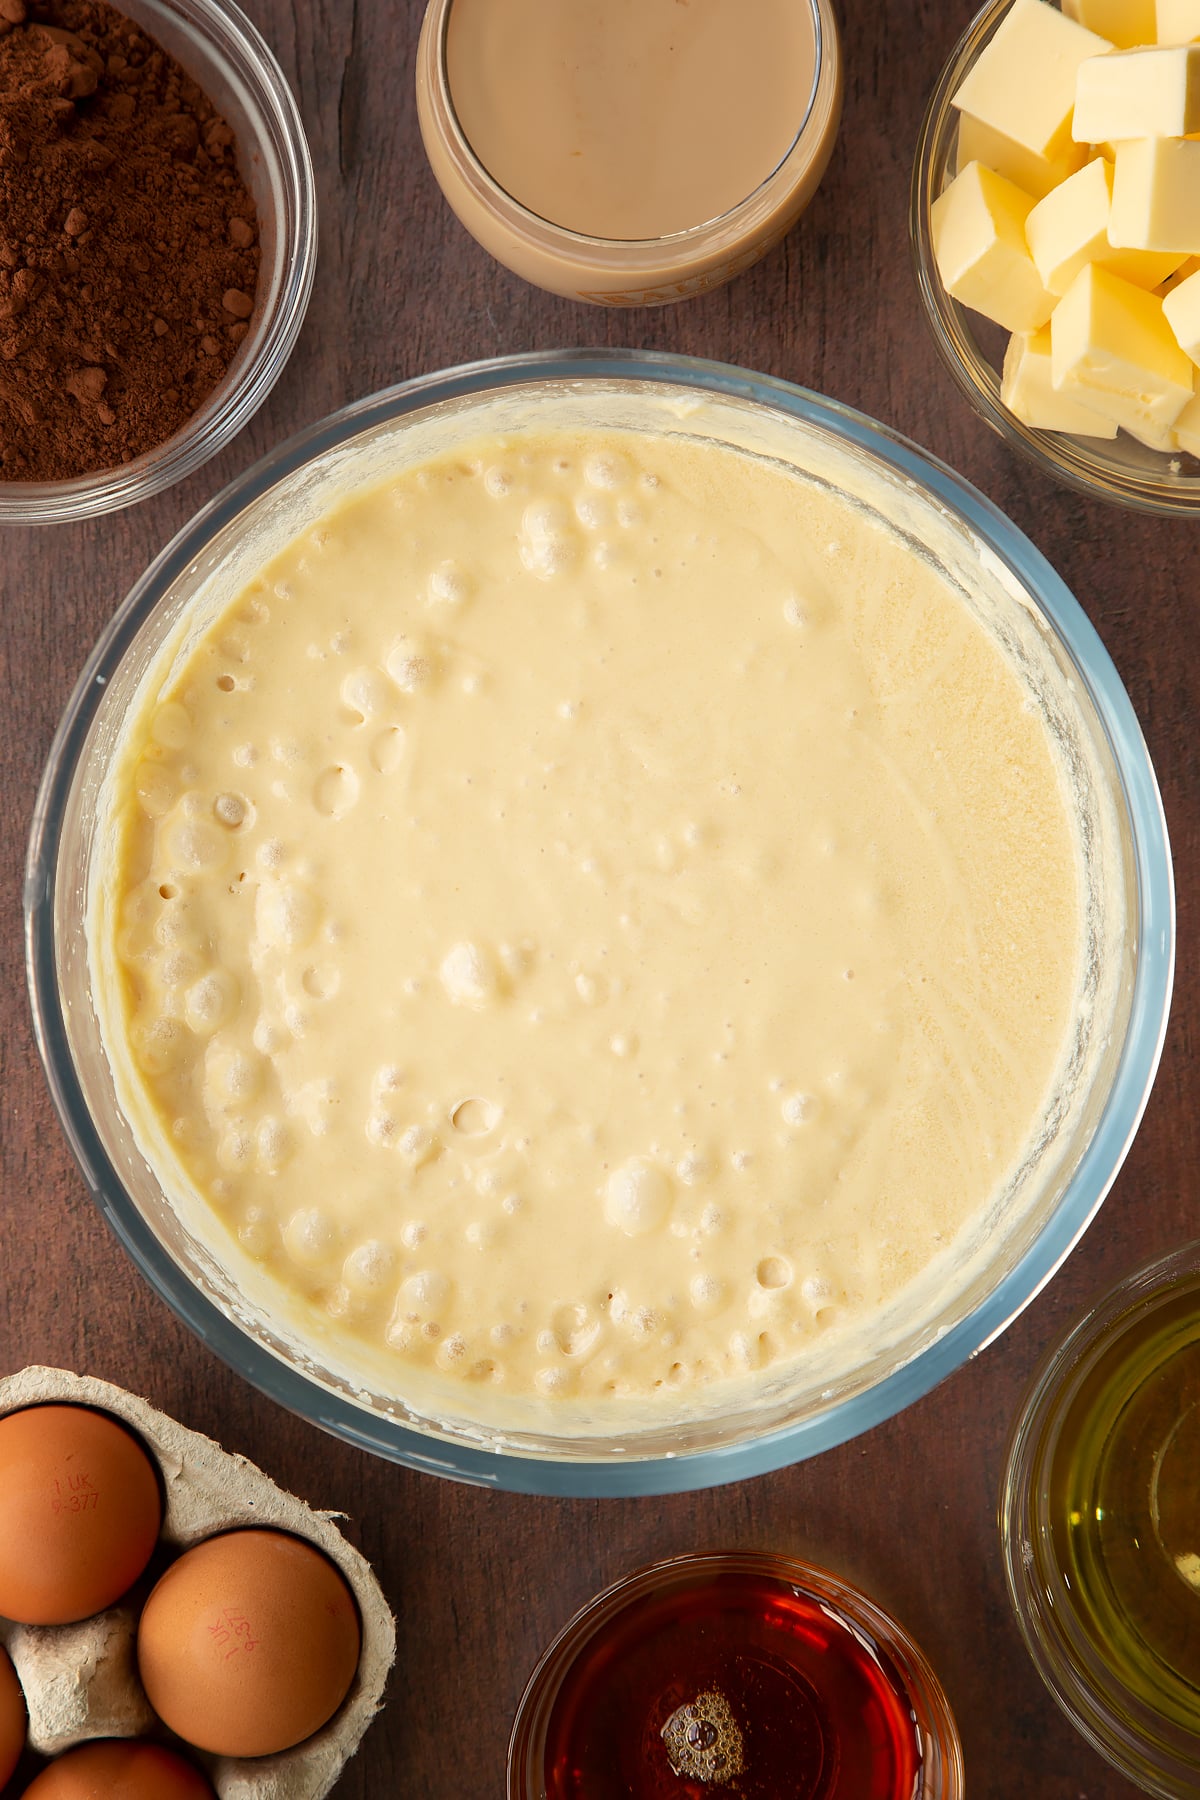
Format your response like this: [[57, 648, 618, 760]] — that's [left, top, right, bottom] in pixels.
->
[[912, 0, 1200, 513]]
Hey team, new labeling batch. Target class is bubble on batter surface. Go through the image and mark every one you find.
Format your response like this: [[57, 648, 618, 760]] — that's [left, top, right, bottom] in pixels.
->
[[314, 764, 360, 818], [136, 762, 177, 819], [132, 1016, 186, 1076], [283, 1205, 335, 1265], [341, 667, 390, 718], [255, 881, 320, 949], [604, 1159, 674, 1237], [756, 1256, 793, 1290], [689, 1274, 727, 1313], [550, 1303, 602, 1358], [574, 971, 606, 1006], [535, 1365, 575, 1396], [324, 1283, 355, 1320], [398, 1124, 439, 1166], [519, 499, 580, 579], [342, 1240, 394, 1290], [159, 950, 199, 990], [436, 1334, 469, 1370], [386, 638, 435, 694], [256, 1116, 291, 1172], [218, 1128, 254, 1170], [451, 1096, 500, 1136], [364, 1109, 395, 1147], [163, 813, 227, 873], [440, 941, 502, 1010], [398, 1269, 451, 1321], [370, 725, 407, 773], [800, 1275, 834, 1313], [252, 1014, 284, 1056], [428, 561, 473, 607], [372, 1064, 407, 1100], [301, 963, 340, 1000], [782, 1091, 816, 1126], [238, 1206, 272, 1255], [256, 837, 287, 871], [206, 1046, 262, 1105], [584, 450, 631, 491], [184, 971, 238, 1035], [213, 792, 249, 830], [150, 701, 192, 750]]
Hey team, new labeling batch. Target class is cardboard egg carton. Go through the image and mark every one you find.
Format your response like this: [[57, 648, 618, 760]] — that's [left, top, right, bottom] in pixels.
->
[[0, 1367, 395, 1799]]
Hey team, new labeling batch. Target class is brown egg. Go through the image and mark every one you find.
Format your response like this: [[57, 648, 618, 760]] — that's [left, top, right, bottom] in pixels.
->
[[0, 1406, 162, 1625], [21, 1740, 215, 1799], [136, 1529, 361, 1757], [0, 1644, 26, 1789]]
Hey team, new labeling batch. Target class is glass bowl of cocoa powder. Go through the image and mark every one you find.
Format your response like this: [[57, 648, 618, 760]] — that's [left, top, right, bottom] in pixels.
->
[[0, 0, 316, 522]]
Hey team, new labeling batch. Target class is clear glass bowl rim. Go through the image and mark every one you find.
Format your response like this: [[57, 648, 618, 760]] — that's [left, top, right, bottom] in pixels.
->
[[0, 0, 317, 525], [1000, 1240, 1200, 1796], [909, 0, 1200, 517], [24, 347, 1175, 1496], [506, 1548, 966, 1797]]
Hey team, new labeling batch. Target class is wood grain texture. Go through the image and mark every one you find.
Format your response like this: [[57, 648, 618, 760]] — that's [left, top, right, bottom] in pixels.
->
[[1, 0, 1194, 1794]]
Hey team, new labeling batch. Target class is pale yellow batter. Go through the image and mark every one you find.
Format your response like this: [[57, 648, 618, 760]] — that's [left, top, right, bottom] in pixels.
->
[[96, 428, 1083, 1413]]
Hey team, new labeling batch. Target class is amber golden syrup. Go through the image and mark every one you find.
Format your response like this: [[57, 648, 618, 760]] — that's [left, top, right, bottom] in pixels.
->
[[540, 1564, 925, 1798], [1049, 1283, 1200, 1730]]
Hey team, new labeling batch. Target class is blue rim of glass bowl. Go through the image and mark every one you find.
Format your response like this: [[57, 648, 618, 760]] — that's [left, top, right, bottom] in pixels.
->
[[23, 348, 1175, 1496]]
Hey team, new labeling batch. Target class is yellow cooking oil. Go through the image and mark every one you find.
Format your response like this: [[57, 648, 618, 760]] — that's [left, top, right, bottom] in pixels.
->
[[1049, 1282, 1200, 1730]]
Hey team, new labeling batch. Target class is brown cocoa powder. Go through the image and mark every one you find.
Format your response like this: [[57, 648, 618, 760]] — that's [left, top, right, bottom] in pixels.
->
[[0, 0, 260, 484]]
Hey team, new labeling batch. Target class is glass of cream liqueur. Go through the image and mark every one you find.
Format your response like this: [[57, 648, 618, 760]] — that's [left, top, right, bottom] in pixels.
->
[[416, 0, 843, 302], [507, 1551, 964, 1799], [1002, 1243, 1200, 1798]]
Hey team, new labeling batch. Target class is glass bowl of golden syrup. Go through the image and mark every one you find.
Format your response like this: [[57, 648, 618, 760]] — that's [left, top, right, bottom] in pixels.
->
[[507, 1549, 964, 1798], [1001, 1242, 1200, 1797]]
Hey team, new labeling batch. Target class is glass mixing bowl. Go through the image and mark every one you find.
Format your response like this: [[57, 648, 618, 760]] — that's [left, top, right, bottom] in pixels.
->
[[911, 0, 1200, 517], [25, 350, 1174, 1494], [0, 0, 317, 525]]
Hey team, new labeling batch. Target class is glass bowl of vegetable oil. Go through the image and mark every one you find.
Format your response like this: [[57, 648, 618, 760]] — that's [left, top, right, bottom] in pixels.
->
[[1001, 1243, 1200, 1798]]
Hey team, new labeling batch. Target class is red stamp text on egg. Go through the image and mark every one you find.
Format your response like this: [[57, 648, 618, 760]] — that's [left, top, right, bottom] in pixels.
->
[[206, 1606, 262, 1660], [50, 1472, 99, 1513]]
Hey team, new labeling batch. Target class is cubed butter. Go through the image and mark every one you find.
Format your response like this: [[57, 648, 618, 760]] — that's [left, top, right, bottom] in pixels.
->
[[1110, 136, 1200, 251], [1001, 326, 1120, 431], [953, 0, 1112, 163], [1073, 44, 1200, 139], [1051, 261, 1195, 443], [1156, 0, 1200, 45], [1173, 390, 1200, 453], [931, 161, 1056, 331], [1163, 266, 1200, 360], [956, 111, 1086, 198], [1025, 158, 1185, 293], [1065, 0, 1156, 49]]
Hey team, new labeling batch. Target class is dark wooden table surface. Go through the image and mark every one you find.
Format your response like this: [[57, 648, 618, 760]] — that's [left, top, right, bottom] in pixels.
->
[[3, 1, 1197, 1794]]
